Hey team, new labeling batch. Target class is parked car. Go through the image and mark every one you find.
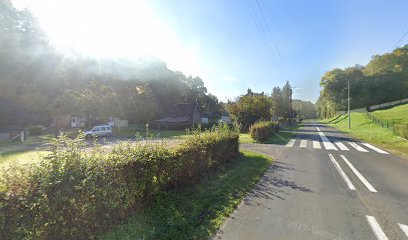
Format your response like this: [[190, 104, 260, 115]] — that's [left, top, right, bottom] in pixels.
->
[[84, 125, 112, 138]]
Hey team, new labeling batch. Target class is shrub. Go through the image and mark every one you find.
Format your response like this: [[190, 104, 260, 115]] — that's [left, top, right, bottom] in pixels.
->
[[249, 121, 278, 141], [0, 124, 239, 240], [29, 125, 45, 135], [394, 124, 408, 138]]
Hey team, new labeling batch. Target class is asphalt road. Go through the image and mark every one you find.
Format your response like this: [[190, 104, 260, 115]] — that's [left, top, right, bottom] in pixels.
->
[[216, 120, 408, 240]]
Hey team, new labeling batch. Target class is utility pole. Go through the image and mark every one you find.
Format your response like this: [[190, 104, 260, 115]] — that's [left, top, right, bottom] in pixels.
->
[[348, 79, 350, 129]]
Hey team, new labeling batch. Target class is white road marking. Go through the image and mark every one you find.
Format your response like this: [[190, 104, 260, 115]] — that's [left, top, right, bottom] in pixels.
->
[[398, 223, 408, 237], [362, 143, 389, 154], [318, 131, 338, 150], [300, 140, 307, 148], [335, 142, 350, 151], [348, 142, 369, 152], [328, 154, 355, 190], [313, 141, 321, 149], [286, 139, 296, 147], [340, 155, 377, 192], [366, 215, 389, 240], [314, 123, 338, 150]]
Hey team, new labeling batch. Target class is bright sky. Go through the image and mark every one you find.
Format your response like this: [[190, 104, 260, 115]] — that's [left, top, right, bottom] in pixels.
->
[[12, 0, 408, 102]]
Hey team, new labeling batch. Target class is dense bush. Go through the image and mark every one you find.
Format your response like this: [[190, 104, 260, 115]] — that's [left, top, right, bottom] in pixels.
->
[[28, 125, 45, 135], [394, 124, 408, 138], [0, 125, 239, 240], [249, 121, 278, 141]]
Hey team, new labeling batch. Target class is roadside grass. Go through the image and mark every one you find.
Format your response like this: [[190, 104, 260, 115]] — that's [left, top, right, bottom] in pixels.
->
[[111, 126, 187, 139], [239, 123, 298, 145], [0, 134, 52, 157], [101, 150, 272, 240], [370, 103, 408, 124], [239, 132, 294, 144], [324, 113, 408, 158], [0, 149, 49, 166]]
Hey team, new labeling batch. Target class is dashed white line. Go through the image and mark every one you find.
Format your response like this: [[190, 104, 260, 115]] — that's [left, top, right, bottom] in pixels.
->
[[286, 139, 296, 147], [340, 155, 377, 192], [399, 223, 408, 238], [328, 154, 355, 190], [348, 142, 369, 152], [313, 141, 321, 149], [335, 142, 350, 151], [300, 140, 307, 148], [362, 143, 389, 154], [366, 215, 389, 240]]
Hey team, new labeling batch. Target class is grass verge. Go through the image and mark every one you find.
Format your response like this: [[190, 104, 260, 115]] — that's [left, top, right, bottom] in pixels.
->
[[0, 150, 49, 166], [323, 113, 408, 158], [371, 103, 408, 124], [239, 123, 298, 145], [101, 150, 272, 240]]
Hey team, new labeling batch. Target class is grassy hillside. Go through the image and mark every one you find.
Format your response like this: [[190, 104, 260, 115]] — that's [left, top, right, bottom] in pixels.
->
[[371, 103, 408, 124], [324, 112, 408, 158]]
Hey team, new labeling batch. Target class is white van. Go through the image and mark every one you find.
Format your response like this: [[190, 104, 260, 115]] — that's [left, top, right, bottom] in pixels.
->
[[84, 125, 112, 138]]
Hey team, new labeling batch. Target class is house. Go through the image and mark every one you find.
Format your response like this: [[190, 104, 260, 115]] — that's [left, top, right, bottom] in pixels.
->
[[219, 113, 232, 124], [108, 117, 128, 127], [155, 102, 203, 129]]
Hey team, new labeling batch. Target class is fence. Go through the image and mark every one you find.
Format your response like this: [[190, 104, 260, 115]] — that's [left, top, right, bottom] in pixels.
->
[[368, 98, 408, 111], [365, 112, 408, 139]]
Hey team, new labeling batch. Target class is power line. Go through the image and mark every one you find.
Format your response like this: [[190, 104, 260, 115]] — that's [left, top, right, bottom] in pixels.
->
[[253, 0, 289, 76], [392, 28, 408, 50], [245, 0, 283, 76]]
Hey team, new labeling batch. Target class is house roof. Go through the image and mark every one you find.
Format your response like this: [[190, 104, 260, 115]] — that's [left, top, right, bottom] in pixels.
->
[[156, 103, 201, 123]]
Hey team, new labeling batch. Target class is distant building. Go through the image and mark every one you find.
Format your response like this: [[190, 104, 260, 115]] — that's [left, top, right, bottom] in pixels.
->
[[155, 102, 203, 129]]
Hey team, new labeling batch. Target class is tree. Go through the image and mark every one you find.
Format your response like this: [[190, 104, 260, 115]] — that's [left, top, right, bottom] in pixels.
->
[[271, 87, 283, 117], [282, 81, 293, 118], [226, 93, 272, 132]]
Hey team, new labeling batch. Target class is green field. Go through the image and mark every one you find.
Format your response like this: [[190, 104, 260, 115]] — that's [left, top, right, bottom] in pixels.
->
[[371, 104, 408, 124], [323, 112, 408, 158], [102, 150, 272, 240], [0, 150, 49, 166]]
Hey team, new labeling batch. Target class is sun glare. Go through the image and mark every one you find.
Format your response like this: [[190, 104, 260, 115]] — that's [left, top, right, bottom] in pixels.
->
[[12, 0, 201, 75]]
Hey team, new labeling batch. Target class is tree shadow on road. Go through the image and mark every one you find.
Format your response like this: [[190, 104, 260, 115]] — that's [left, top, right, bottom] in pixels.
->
[[244, 161, 313, 205]]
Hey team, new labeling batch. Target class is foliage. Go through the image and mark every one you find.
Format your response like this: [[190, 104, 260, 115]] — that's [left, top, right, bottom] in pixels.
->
[[292, 99, 317, 119], [28, 125, 44, 135], [102, 150, 272, 240], [0, 2, 220, 128], [225, 91, 272, 132], [249, 121, 278, 141], [317, 45, 408, 118], [0, 125, 239, 240]]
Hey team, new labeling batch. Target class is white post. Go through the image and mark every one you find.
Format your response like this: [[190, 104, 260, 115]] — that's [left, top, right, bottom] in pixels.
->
[[20, 130, 25, 142]]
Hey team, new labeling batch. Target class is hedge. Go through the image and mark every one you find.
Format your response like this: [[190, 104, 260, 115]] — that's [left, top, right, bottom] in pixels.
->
[[249, 121, 278, 141], [0, 125, 239, 240]]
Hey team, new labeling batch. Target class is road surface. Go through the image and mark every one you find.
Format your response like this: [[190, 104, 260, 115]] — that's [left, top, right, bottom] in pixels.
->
[[216, 121, 408, 240]]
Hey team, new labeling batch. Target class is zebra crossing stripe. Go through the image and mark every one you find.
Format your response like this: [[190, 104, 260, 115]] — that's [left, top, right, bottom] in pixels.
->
[[300, 140, 307, 148], [348, 142, 369, 152], [335, 142, 349, 151], [286, 139, 296, 147], [313, 141, 321, 149], [362, 143, 389, 154], [398, 223, 408, 238]]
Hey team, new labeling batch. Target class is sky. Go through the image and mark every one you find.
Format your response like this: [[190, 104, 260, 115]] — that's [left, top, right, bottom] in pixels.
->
[[12, 0, 408, 103]]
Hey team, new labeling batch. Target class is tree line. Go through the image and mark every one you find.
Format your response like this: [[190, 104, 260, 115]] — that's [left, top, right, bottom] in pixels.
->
[[0, 0, 221, 129], [316, 45, 408, 118], [225, 81, 316, 132]]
